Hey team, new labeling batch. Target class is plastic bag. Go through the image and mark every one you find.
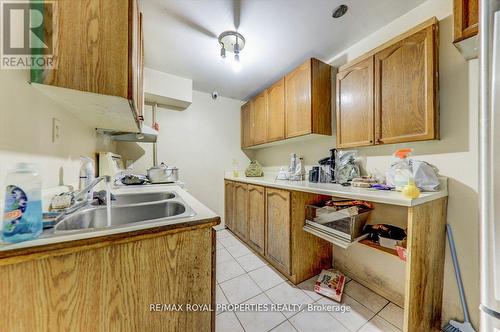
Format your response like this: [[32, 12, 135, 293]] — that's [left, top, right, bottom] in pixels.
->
[[334, 150, 360, 184], [386, 149, 440, 191]]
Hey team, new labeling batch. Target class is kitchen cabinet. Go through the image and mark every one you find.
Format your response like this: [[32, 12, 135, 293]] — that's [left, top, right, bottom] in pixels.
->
[[224, 181, 235, 230], [265, 188, 291, 274], [266, 78, 285, 142], [30, 0, 144, 132], [240, 58, 331, 149], [224, 180, 332, 284], [241, 102, 254, 148], [453, 0, 479, 59], [233, 183, 249, 240], [0, 219, 218, 331], [336, 18, 439, 148], [247, 185, 265, 255], [252, 92, 268, 145], [374, 23, 438, 144], [453, 0, 479, 43], [336, 57, 375, 148], [285, 58, 332, 139]]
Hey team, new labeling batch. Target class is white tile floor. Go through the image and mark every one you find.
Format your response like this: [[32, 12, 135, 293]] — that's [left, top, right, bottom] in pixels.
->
[[216, 229, 404, 332]]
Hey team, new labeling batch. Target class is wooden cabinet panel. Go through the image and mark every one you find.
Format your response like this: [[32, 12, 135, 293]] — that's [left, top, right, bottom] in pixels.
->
[[32, 0, 131, 97], [224, 181, 235, 230], [267, 79, 285, 142], [453, 0, 479, 43], [253, 92, 268, 145], [265, 188, 291, 275], [0, 226, 215, 331], [247, 185, 265, 255], [374, 24, 438, 145], [336, 57, 375, 148], [241, 102, 254, 148], [311, 58, 333, 136], [285, 60, 312, 138], [233, 183, 249, 240]]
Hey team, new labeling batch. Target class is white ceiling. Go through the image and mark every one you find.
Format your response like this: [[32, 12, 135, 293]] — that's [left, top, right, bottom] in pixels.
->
[[140, 0, 426, 101]]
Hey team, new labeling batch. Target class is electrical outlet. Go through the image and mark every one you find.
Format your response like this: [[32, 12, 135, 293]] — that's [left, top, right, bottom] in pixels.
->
[[52, 118, 61, 143]]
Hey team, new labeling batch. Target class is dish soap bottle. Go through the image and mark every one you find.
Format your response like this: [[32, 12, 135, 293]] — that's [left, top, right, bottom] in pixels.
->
[[2, 163, 43, 243], [403, 177, 421, 199], [79, 156, 95, 201]]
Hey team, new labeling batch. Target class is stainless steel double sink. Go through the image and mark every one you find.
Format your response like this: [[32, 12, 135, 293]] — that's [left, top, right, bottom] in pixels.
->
[[54, 191, 196, 233]]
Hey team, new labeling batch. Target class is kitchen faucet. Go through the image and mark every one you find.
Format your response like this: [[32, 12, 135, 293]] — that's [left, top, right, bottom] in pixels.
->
[[64, 175, 112, 214]]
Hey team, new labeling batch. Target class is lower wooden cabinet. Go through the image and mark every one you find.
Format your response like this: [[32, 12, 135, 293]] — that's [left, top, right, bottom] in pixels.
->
[[247, 185, 265, 254], [265, 188, 291, 275], [224, 181, 235, 230], [233, 182, 249, 240], [224, 180, 332, 284]]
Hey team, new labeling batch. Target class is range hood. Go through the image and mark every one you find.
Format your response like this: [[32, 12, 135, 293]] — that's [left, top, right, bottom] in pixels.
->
[[97, 124, 159, 143]]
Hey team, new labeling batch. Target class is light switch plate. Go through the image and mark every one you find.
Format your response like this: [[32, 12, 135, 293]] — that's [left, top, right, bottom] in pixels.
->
[[52, 118, 61, 143]]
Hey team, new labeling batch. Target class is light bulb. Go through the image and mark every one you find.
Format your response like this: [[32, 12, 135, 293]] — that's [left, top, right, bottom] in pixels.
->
[[232, 54, 241, 72]]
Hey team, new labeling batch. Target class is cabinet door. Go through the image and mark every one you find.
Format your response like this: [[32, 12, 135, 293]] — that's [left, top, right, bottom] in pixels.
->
[[336, 57, 375, 148], [247, 185, 265, 255], [224, 181, 235, 230], [285, 60, 312, 138], [233, 183, 248, 240], [267, 79, 285, 142], [453, 0, 478, 42], [253, 92, 268, 145], [241, 102, 254, 148], [265, 188, 291, 275], [374, 24, 438, 144]]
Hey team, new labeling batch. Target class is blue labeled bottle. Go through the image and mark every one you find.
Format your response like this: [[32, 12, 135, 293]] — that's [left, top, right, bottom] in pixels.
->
[[2, 163, 43, 243]]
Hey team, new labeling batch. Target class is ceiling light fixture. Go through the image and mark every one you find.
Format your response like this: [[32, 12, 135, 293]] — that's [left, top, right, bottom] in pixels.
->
[[218, 30, 245, 72]]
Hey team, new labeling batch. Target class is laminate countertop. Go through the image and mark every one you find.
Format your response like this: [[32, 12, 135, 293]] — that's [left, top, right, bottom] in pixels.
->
[[0, 185, 220, 258], [225, 174, 448, 207]]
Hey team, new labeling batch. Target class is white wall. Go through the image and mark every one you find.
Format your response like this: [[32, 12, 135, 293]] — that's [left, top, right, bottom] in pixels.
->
[[117, 91, 252, 224], [254, 0, 480, 328], [0, 69, 116, 197]]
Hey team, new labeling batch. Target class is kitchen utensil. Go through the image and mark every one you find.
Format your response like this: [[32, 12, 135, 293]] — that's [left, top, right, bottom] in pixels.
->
[[443, 224, 476, 332], [147, 163, 179, 183]]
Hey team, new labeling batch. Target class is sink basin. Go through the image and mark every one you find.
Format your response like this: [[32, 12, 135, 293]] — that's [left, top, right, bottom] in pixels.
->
[[54, 199, 195, 233], [113, 192, 175, 205]]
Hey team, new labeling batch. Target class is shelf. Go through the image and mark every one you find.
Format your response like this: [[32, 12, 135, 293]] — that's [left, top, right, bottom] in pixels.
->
[[359, 239, 400, 257]]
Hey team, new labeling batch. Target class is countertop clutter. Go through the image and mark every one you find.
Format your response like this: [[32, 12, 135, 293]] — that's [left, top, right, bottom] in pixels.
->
[[224, 174, 448, 207], [0, 185, 219, 254]]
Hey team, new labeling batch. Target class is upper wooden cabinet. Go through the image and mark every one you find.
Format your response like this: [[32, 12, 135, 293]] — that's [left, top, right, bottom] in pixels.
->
[[336, 57, 375, 148], [252, 92, 269, 145], [30, 0, 144, 132], [453, 0, 479, 59], [267, 79, 285, 142], [286, 58, 332, 138], [375, 23, 438, 144], [453, 0, 479, 43], [241, 58, 331, 149], [241, 102, 254, 148], [336, 18, 439, 148]]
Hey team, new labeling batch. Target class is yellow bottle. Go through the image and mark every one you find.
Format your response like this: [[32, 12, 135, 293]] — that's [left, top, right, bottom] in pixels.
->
[[403, 178, 420, 199]]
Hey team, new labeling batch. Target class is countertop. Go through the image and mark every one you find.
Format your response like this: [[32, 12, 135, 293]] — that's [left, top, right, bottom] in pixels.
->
[[225, 174, 448, 207], [0, 185, 219, 254]]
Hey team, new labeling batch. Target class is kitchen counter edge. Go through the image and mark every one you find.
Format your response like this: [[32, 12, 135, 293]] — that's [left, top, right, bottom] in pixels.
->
[[224, 175, 448, 207]]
